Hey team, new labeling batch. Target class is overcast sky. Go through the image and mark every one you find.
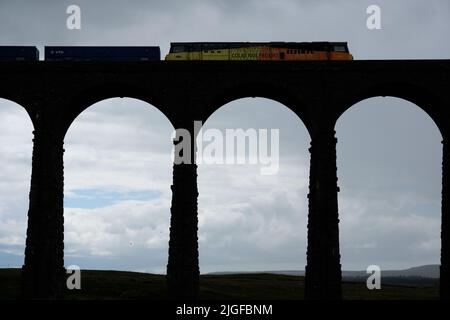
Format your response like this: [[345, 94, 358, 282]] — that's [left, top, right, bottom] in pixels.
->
[[0, 0, 449, 274]]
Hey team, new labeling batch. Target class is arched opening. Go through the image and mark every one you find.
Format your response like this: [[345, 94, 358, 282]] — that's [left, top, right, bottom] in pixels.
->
[[0, 98, 33, 298], [63, 97, 174, 299], [197, 97, 309, 299], [336, 97, 441, 299]]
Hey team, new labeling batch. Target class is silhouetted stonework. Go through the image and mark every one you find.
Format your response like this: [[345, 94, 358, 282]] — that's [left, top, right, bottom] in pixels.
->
[[167, 121, 200, 299], [0, 60, 449, 300], [441, 138, 450, 299], [305, 129, 342, 299]]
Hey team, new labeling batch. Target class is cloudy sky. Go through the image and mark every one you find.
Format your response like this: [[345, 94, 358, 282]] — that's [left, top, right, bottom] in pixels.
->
[[0, 0, 449, 274]]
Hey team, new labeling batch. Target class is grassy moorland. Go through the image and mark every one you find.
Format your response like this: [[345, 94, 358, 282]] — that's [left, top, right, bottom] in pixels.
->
[[0, 269, 438, 300]]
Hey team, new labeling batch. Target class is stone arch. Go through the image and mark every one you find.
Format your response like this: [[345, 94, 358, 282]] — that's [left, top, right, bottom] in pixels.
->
[[335, 95, 442, 298], [60, 81, 170, 138], [196, 96, 310, 295], [0, 94, 36, 129], [201, 81, 311, 135], [335, 81, 445, 136], [0, 97, 34, 273], [63, 96, 175, 278]]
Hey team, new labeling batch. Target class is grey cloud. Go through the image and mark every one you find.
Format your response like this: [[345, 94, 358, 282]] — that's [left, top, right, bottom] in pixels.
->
[[0, 0, 448, 272]]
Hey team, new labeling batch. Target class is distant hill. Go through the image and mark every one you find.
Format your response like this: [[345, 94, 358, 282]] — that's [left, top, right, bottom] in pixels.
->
[[342, 265, 439, 279], [207, 265, 440, 279], [0, 268, 439, 300]]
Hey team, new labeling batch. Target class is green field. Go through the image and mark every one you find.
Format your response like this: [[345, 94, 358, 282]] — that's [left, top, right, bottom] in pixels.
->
[[0, 269, 438, 300]]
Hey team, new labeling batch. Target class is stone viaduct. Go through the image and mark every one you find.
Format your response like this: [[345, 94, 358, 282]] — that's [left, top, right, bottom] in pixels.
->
[[0, 60, 449, 299]]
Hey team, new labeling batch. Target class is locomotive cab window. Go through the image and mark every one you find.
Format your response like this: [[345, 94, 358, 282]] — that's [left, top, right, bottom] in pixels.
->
[[172, 46, 185, 53], [334, 45, 347, 52]]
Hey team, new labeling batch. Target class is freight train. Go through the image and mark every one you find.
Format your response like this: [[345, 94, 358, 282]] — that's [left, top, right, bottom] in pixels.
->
[[165, 42, 353, 60], [0, 42, 353, 61]]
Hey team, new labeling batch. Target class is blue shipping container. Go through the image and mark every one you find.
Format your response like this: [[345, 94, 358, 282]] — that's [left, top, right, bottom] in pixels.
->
[[0, 46, 39, 61], [45, 46, 161, 61]]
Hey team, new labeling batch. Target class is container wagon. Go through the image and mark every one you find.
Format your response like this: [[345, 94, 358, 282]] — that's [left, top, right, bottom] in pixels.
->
[[0, 46, 39, 61], [45, 46, 161, 61]]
